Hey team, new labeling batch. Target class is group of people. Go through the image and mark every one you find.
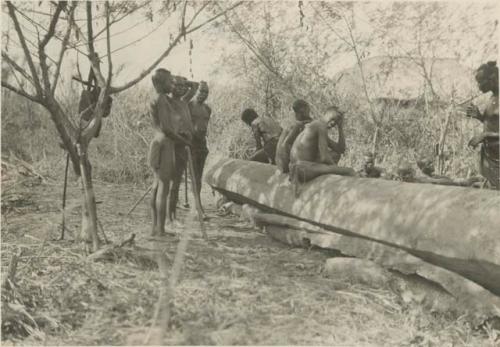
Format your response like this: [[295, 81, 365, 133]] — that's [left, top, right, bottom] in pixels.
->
[[148, 69, 211, 236], [240, 61, 499, 191], [145, 61, 497, 235]]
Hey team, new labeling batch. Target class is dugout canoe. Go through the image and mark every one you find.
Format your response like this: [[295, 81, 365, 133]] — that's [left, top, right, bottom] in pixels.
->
[[205, 158, 500, 296]]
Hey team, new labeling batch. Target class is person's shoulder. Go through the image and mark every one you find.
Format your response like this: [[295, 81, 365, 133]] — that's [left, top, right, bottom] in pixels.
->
[[204, 104, 212, 114], [308, 119, 326, 127]]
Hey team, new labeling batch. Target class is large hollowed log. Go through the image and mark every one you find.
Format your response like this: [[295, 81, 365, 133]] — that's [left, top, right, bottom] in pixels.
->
[[205, 158, 500, 295]]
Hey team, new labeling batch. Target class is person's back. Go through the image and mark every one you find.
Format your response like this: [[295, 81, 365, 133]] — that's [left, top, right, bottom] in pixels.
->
[[252, 116, 282, 144], [241, 108, 281, 164]]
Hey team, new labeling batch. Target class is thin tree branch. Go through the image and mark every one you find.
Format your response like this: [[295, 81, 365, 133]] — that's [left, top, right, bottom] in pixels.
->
[[185, 1, 210, 28], [6, 1, 43, 96], [38, 2, 66, 93], [1, 81, 41, 104], [105, 1, 112, 87], [1, 52, 35, 87], [181, 0, 188, 37], [109, 33, 183, 94], [81, 2, 105, 88], [15, 7, 89, 58], [110, 1, 243, 94], [52, 2, 77, 96], [92, 1, 151, 40], [39, 2, 65, 49], [185, 1, 244, 35], [86, 1, 96, 58]]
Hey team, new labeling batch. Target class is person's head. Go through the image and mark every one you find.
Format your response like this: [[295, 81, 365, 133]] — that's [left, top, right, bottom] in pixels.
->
[[475, 61, 498, 94], [172, 75, 188, 97], [363, 152, 375, 172], [416, 156, 435, 176], [397, 161, 415, 182], [323, 105, 344, 129], [151, 68, 173, 94], [196, 81, 209, 103], [292, 99, 311, 121], [241, 108, 259, 126]]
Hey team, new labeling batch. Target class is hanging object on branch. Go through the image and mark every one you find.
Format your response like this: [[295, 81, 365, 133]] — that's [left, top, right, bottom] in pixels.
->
[[298, 1, 305, 27], [189, 39, 194, 79]]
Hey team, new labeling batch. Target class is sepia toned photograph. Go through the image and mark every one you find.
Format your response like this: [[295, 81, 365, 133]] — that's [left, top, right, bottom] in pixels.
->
[[1, 0, 499, 345]]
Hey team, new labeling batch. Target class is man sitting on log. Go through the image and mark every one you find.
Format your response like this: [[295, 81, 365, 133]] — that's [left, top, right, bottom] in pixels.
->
[[275, 99, 313, 173], [241, 108, 282, 164], [289, 106, 356, 193]]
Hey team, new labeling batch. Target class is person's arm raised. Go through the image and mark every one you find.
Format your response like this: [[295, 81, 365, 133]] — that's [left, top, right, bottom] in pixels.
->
[[182, 81, 199, 102]]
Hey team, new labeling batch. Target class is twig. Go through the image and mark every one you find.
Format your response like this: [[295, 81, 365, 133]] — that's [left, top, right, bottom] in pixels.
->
[[3, 248, 23, 288], [97, 217, 109, 244], [127, 185, 152, 216], [59, 152, 70, 240]]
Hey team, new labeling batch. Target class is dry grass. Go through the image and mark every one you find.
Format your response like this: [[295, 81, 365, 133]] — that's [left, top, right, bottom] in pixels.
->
[[1, 167, 498, 346]]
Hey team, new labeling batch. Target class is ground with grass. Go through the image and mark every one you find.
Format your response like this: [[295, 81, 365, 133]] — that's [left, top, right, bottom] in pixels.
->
[[1, 170, 498, 346]]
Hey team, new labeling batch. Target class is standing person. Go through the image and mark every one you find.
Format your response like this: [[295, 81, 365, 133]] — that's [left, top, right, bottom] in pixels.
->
[[148, 68, 177, 236], [465, 61, 499, 189], [168, 75, 197, 223], [241, 108, 282, 164], [189, 81, 211, 202]]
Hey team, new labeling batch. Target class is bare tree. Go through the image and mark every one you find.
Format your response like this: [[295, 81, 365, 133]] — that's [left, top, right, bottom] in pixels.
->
[[2, 0, 243, 252]]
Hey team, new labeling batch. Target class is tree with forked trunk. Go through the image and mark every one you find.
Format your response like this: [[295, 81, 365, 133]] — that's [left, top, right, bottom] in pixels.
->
[[1, 0, 243, 252]]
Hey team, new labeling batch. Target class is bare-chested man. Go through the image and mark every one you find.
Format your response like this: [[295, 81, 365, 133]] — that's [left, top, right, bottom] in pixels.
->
[[465, 61, 499, 189], [168, 76, 197, 222], [189, 81, 211, 201], [241, 108, 282, 164], [289, 106, 356, 188], [149, 68, 177, 236], [275, 99, 313, 173]]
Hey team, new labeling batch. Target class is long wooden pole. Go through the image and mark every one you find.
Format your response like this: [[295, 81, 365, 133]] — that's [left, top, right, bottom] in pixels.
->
[[58, 152, 70, 240]]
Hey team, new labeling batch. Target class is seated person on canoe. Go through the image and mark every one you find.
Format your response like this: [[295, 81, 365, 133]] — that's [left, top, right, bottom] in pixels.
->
[[275, 99, 314, 173], [415, 156, 481, 187], [358, 152, 387, 178], [241, 108, 282, 164], [396, 159, 479, 186], [289, 106, 356, 193]]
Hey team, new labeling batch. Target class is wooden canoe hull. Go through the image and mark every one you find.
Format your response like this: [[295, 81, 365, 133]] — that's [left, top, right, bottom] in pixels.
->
[[205, 158, 500, 295]]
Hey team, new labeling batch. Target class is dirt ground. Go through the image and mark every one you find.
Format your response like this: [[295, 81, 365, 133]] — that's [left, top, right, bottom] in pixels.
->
[[1, 175, 498, 346]]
